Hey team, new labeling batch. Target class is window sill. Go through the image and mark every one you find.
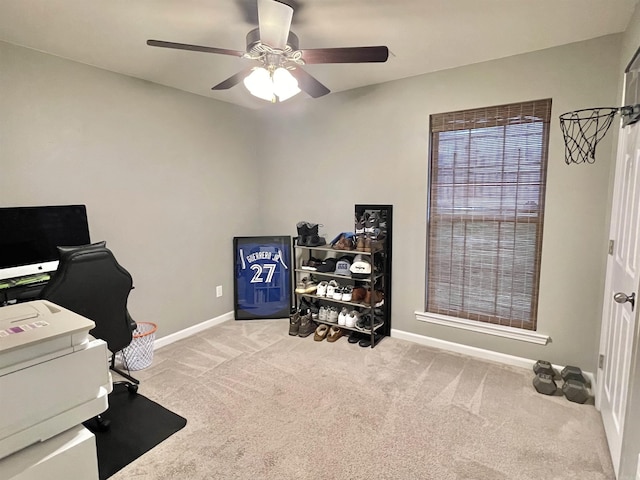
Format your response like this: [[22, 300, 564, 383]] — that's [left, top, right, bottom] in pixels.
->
[[414, 311, 550, 345]]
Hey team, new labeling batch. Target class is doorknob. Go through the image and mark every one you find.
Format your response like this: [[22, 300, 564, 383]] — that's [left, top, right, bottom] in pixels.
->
[[614, 292, 636, 310]]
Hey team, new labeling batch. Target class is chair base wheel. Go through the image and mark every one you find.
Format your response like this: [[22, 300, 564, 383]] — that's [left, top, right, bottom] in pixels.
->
[[95, 415, 111, 432]]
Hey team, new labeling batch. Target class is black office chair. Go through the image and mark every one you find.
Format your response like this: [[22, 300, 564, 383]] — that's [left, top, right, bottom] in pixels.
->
[[40, 242, 140, 394]]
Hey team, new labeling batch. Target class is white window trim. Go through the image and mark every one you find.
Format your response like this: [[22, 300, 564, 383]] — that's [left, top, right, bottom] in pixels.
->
[[414, 311, 550, 345]]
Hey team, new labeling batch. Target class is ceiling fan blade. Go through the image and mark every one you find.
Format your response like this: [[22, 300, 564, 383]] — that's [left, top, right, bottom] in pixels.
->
[[212, 67, 255, 90], [289, 68, 330, 98], [147, 40, 244, 58], [258, 0, 293, 49], [300, 46, 389, 64]]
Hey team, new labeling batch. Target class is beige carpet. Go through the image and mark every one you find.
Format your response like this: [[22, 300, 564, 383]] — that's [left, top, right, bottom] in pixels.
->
[[112, 319, 614, 480]]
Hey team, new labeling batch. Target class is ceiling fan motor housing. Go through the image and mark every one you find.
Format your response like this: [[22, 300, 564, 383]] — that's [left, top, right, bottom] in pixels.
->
[[246, 27, 299, 52]]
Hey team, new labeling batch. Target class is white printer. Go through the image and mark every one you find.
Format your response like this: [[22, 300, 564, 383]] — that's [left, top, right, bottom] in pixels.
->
[[0, 300, 111, 479]]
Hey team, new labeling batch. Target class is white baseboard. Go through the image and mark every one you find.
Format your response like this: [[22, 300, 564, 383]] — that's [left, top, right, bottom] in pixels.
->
[[153, 311, 234, 350], [390, 328, 596, 390]]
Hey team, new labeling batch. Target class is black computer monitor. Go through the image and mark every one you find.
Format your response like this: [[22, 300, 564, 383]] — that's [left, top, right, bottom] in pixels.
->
[[0, 205, 91, 281]]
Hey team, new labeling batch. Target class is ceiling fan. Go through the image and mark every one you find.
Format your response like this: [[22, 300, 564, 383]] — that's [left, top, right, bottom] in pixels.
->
[[147, 0, 389, 102]]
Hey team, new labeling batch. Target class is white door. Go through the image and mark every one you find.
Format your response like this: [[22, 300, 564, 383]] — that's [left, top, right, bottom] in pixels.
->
[[598, 120, 640, 477]]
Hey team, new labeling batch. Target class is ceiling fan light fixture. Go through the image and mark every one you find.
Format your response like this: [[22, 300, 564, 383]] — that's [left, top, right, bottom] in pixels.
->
[[243, 67, 274, 101], [272, 67, 300, 101], [243, 66, 300, 103]]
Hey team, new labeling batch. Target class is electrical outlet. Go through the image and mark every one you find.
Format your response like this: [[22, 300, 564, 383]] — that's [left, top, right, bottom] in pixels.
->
[[216, 285, 223, 298]]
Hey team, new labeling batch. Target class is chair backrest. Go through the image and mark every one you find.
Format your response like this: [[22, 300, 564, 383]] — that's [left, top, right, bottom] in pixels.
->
[[40, 243, 134, 353]]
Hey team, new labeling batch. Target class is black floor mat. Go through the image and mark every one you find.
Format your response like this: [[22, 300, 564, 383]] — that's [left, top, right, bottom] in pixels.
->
[[84, 383, 187, 480]]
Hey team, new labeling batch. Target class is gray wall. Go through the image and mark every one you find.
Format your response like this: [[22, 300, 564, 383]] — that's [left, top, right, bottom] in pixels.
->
[[0, 34, 623, 372], [0, 41, 260, 337], [258, 34, 622, 371]]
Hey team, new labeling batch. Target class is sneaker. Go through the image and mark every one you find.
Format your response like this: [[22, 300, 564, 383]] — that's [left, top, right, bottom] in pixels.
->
[[355, 311, 384, 331], [289, 311, 301, 336], [364, 213, 379, 234], [326, 280, 338, 298], [298, 312, 316, 338], [338, 307, 349, 326], [327, 307, 339, 324], [342, 285, 353, 302], [318, 306, 328, 321], [294, 277, 311, 294], [345, 310, 359, 328], [301, 257, 323, 271], [316, 281, 328, 297], [332, 286, 343, 301], [355, 215, 365, 235], [295, 278, 318, 294]]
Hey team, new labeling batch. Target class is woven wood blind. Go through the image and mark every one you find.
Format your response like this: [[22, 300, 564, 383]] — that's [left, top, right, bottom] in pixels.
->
[[427, 99, 551, 330]]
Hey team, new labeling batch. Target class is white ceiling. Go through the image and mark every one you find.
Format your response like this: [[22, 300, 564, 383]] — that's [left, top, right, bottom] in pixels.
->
[[0, 0, 637, 109]]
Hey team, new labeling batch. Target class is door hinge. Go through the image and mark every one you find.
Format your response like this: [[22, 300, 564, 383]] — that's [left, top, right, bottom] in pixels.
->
[[599, 354, 605, 369], [608, 240, 614, 255]]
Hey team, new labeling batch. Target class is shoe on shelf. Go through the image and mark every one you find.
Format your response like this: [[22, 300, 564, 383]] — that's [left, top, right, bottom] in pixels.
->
[[298, 312, 316, 338], [338, 307, 349, 326], [318, 306, 328, 322], [295, 277, 311, 294], [314, 324, 329, 341], [351, 286, 367, 302], [355, 215, 365, 236], [327, 307, 339, 324], [345, 310, 359, 328], [301, 257, 323, 271], [364, 213, 380, 234], [297, 221, 322, 246], [299, 297, 320, 315], [305, 234, 327, 247], [332, 286, 343, 301], [316, 281, 329, 297], [342, 285, 353, 302], [326, 326, 345, 343], [295, 278, 317, 294], [326, 280, 339, 298], [363, 235, 372, 253], [355, 311, 384, 332], [296, 221, 311, 246], [289, 311, 301, 336], [330, 232, 355, 251], [363, 288, 384, 305]]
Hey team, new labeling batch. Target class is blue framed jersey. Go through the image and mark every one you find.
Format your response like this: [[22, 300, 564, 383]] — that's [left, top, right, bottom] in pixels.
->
[[233, 236, 292, 320]]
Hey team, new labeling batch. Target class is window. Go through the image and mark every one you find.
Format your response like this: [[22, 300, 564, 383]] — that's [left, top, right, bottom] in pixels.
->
[[426, 99, 551, 331]]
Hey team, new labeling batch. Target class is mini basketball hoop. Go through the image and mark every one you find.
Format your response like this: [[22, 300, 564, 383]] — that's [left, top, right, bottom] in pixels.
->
[[559, 107, 619, 165]]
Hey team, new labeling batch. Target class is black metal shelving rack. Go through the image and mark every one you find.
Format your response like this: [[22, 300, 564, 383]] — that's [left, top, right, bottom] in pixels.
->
[[292, 204, 392, 348]]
